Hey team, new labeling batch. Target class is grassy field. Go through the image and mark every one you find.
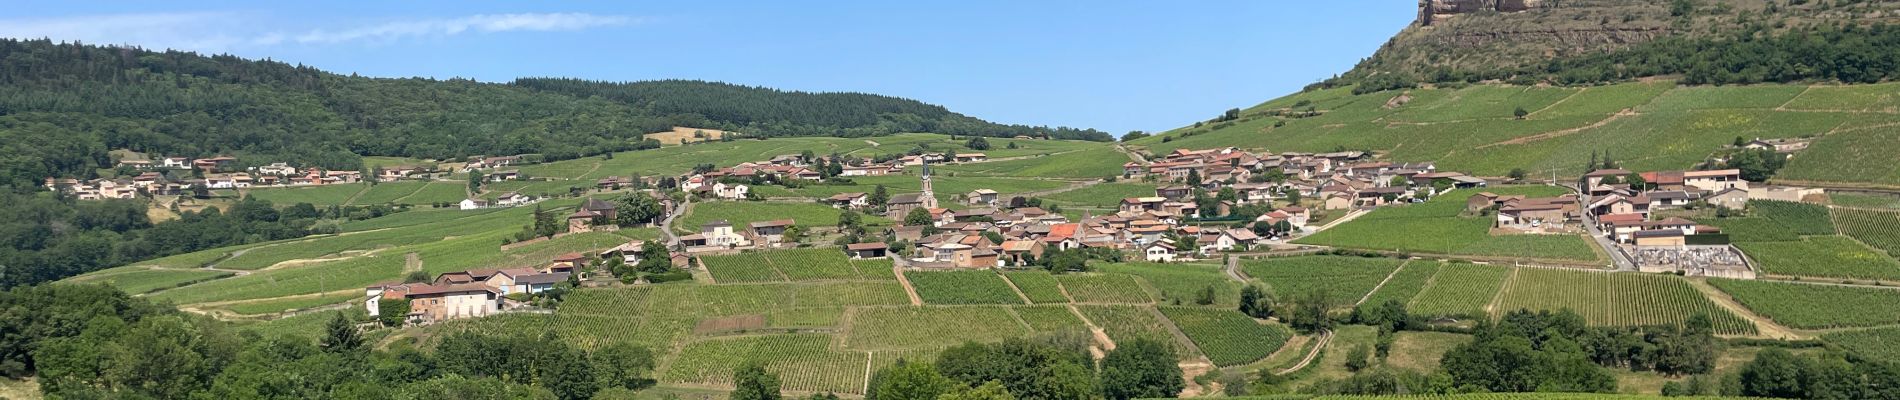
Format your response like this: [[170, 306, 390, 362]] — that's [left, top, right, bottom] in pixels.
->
[[1242, 256, 1407, 308], [936, 146, 1128, 179], [1295, 186, 1601, 262], [1710, 278, 1900, 329], [244, 184, 367, 206], [906, 270, 1025, 305]]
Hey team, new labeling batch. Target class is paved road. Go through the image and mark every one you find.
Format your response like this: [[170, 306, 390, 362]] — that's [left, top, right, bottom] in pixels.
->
[[660, 198, 690, 248], [1564, 182, 1636, 271]]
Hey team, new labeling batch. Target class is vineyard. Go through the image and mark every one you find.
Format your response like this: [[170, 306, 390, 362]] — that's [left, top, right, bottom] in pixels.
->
[[1098, 262, 1239, 307], [1833, 207, 1900, 256], [63, 267, 234, 295], [1009, 305, 1090, 334], [1158, 307, 1293, 366], [1242, 256, 1405, 308], [906, 270, 1025, 305], [842, 307, 1029, 350], [1751, 200, 1836, 235], [1494, 269, 1756, 335], [661, 334, 869, 394], [1294, 186, 1601, 262], [1735, 236, 1900, 281], [700, 253, 783, 283], [1698, 217, 1799, 242], [767, 248, 860, 281], [1360, 261, 1442, 308], [1822, 327, 1900, 363], [1407, 264, 1511, 319], [1054, 273, 1154, 304], [1074, 305, 1201, 360], [1001, 272, 1070, 304], [1709, 278, 1900, 329]]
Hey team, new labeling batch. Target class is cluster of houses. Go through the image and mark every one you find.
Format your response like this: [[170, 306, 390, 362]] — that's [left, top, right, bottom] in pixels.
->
[[1125, 147, 1486, 211], [46, 153, 501, 200], [365, 235, 690, 324]]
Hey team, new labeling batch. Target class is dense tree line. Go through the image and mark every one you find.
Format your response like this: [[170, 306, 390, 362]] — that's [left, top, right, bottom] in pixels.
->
[[514, 78, 1111, 141], [865, 335, 1180, 400], [0, 192, 376, 287], [4, 283, 657, 399], [1315, 22, 1900, 93], [0, 39, 1102, 192]]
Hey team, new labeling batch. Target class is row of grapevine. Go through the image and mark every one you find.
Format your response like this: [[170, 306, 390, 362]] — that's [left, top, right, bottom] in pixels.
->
[[1710, 278, 1900, 329], [1752, 200, 1837, 235], [767, 248, 861, 281], [1055, 273, 1154, 303], [1002, 271, 1070, 303], [1008, 305, 1091, 334], [1833, 207, 1900, 256], [1074, 305, 1202, 360], [1408, 264, 1510, 318], [906, 270, 1025, 305], [661, 334, 869, 394], [701, 252, 782, 283], [842, 306, 1028, 350], [1243, 256, 1406, 308], [1736, 236, 1900, 280], [1360, 261, 1440, 308], [1158, 307, 1292, 366]]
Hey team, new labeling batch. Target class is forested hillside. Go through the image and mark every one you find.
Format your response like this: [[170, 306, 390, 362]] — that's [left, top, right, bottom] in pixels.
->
[[0, 39, 1105, 192], [1324, 0, 1900, 93]]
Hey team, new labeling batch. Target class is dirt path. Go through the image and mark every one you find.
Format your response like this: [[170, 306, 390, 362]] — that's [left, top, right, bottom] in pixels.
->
[[1177, 361, 1218, 397], [892, 264, 923, 306], [864, 140, 880, 147], [1274, 329, 1332, 375], [1114, 144, 1149, 164], [404, 252, 422, 274], [1525, 87, 1587, 118], [1484, 268, 1520, 317], [1065, 304, 1115, 357], [1775, 85, 1815, 111], [1471, 109, 1636, 150], [1355, 260, 1410, 306], [1015, 179, 1101, 198], [1146, 306, 1209, 361], [1687, 278, 1804, 339], [339, 184, 374, 206], [996, 271, 1034, 304]]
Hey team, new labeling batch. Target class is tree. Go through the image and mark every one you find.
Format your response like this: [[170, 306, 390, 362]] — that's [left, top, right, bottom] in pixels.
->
[[634, 241, 674, 274], [1738, 348, 1808, 398], [870, 362, 960, 400], [732, 363, 783, 400], [318, 312, 364, 353], [1345, 344, 1371, 372], [1286, 290, 1334, 333], [1121, 131, 1149, 142], [783, 225, 805, 243], [1513, 106, 1529, 120], [613, 192, 665, 227], [1238, 285, 1273, 318], [1100, 338, 1182, 400], [939, 381, 1015, 400], [1586, 151, 1599, 173], [1185, 169, 1202, 187], [1194, 285, 1217, 305], [1733, 136, 1748, 147], [966, 137, 991, 150], [905, 207, 934, 226], [870, 185, 891, 208], [1508, 168, 1528, 182], [532, 204, 562, 238], [1626, 172, 1650, 191], [592, 343, 657, 390], [1601, 151, 1617, 170], [378, 298, 411, 327], [838, 210, 863, 233], [469, 170, 485, 193]]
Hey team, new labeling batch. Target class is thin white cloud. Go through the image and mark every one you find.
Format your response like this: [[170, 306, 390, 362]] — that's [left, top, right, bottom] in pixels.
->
[[0, 12, 250, 52], [292, 13, 636, 44], [0, 12, 637, 53]]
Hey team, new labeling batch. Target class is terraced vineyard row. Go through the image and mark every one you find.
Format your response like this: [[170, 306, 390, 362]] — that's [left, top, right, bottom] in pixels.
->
[[702, 249, 894, 283], [906, 270, 1024, 305], [662, 334, 869, 394], [1242, 256, 1405, 308], [1158, 307, 1292, 367], [1074, 305, 1201, 360], [1710, 278, 1900, 329], [1407, 264, 1511, 319], [1834, 207, 1900, 256]]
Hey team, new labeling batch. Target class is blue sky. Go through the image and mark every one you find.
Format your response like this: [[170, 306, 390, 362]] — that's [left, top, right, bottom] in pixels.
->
[[0, 1, 1414, 134]]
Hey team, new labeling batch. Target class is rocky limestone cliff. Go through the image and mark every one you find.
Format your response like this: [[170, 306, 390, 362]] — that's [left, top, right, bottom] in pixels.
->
[[1419, 0, 1544, 26]]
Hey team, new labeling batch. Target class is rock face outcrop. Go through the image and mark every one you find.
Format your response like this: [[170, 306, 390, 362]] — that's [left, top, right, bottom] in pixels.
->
[[1419, 0, 1544, 25]]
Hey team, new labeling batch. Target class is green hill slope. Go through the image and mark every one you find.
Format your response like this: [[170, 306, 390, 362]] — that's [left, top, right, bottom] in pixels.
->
[[1130, 80, 1900, 188]]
